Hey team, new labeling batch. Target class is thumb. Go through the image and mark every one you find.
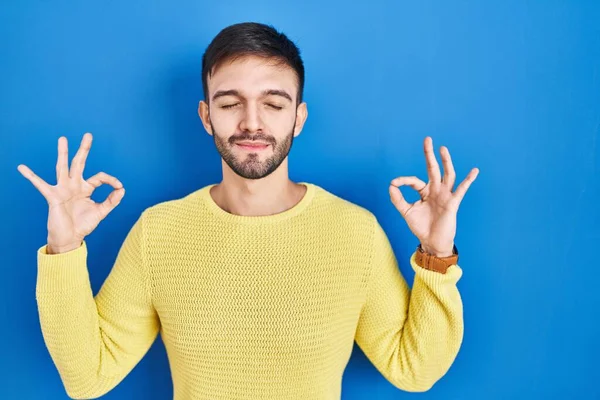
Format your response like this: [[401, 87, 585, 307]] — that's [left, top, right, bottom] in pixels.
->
[[98, 187, 126, 220], [389, 185, 410, 216]]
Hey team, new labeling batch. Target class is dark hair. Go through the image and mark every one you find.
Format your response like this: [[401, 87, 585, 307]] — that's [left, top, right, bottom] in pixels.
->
[[201, 22, 305, 105]]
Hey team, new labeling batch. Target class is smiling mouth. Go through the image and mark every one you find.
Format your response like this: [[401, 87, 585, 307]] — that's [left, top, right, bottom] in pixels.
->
[[236, 143, 270, 151]]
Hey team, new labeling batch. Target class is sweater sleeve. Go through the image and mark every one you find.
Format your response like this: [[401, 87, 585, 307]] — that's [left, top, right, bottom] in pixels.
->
[[353, 218, 464, 392], [35, 211, 160, 399]]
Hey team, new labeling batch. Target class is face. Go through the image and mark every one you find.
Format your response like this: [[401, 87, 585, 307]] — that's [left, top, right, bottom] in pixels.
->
[[198, 55, 308, 180]]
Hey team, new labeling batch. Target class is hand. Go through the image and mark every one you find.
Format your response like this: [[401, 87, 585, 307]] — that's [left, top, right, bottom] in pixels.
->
[[17, 133, 125, 253], [388, 136, 479, 257]]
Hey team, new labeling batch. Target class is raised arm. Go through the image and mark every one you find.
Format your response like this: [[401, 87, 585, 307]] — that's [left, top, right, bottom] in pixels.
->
[[355, 136, 478, 391], [19, 133, 160, 398]]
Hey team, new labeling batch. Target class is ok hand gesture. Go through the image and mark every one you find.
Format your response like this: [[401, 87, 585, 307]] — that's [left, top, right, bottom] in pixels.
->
[[389, 137, 479, 257], [18, 133, 125, 254]]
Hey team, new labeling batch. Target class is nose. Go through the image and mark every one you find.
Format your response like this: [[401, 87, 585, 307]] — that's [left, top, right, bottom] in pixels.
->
[[239, 102, 263, 133]]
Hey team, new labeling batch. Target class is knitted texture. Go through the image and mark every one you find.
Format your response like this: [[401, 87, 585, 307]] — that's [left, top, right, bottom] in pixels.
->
[[36, 182, 464, 399]]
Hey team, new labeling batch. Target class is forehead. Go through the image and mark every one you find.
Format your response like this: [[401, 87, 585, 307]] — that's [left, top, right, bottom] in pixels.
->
[[207, 55, 297, 98]]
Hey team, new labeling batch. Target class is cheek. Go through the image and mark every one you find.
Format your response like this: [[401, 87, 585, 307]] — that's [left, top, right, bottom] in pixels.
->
[[269, 109, 297, 128], [209, 110, 240, 131]]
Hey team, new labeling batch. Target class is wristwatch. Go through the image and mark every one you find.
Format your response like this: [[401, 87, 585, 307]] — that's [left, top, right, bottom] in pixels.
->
[[414, 244, 459, 274]]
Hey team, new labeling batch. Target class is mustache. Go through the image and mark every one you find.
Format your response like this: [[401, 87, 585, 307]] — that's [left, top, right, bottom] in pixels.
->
[[228, 133, 276, 146]]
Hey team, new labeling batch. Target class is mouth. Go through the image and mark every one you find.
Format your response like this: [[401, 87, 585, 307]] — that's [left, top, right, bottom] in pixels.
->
[[236, 142, 270, 151]]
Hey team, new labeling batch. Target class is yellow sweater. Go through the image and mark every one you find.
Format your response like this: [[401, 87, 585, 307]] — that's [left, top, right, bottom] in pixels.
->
[[36, 182, 464, 399]]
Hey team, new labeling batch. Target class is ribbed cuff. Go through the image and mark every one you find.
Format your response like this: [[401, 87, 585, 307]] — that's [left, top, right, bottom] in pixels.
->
[[36, 240, 91, 294]]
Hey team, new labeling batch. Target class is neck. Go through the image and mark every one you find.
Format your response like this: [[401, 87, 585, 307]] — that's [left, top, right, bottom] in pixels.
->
[[209, 159, 307, 217]]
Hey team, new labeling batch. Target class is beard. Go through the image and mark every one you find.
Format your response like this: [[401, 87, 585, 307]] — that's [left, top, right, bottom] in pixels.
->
[[210, 118, 296, 180]]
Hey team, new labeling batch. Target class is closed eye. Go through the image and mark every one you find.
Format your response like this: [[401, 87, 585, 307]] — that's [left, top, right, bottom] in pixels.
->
[[221, 103, 239, 109], [220, 103, 283, 110]]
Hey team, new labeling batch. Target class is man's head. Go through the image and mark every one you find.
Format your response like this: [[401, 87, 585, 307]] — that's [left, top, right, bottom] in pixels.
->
[[198, 22, 308, 180]]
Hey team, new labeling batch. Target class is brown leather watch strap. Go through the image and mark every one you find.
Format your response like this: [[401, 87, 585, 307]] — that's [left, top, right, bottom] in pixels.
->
[[414, 244, 459, 274]]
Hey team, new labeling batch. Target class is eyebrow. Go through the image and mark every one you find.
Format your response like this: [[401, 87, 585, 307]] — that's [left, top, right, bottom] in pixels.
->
[[211, 89, 293, 103]]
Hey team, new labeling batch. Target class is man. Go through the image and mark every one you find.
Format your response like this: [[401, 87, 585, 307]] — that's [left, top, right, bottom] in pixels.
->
[[18, 22, 478, 399]]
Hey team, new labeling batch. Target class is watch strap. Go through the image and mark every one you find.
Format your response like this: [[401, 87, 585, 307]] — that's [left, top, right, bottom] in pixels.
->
[[414, 244, 459, 274]]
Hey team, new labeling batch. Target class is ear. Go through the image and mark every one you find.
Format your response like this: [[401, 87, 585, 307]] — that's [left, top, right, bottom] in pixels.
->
[[198, 100, 213, 136], [293, 102, 308, 137]]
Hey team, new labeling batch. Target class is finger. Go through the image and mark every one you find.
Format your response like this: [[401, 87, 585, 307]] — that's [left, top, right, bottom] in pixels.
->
[[440, 145, 456, 189], [98, 187, 126, 220], [87, 171, 123, 189], [70, 133, 93, 179], [56, 136, 69, 183], [17, 164, 53, 199], [424, 136, 442, 184], [453, 168, 479, 203], [390, 176, 427, 193]]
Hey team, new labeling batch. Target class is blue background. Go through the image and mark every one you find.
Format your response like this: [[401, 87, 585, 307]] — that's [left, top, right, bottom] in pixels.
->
[[2, 1, 599, 399]]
